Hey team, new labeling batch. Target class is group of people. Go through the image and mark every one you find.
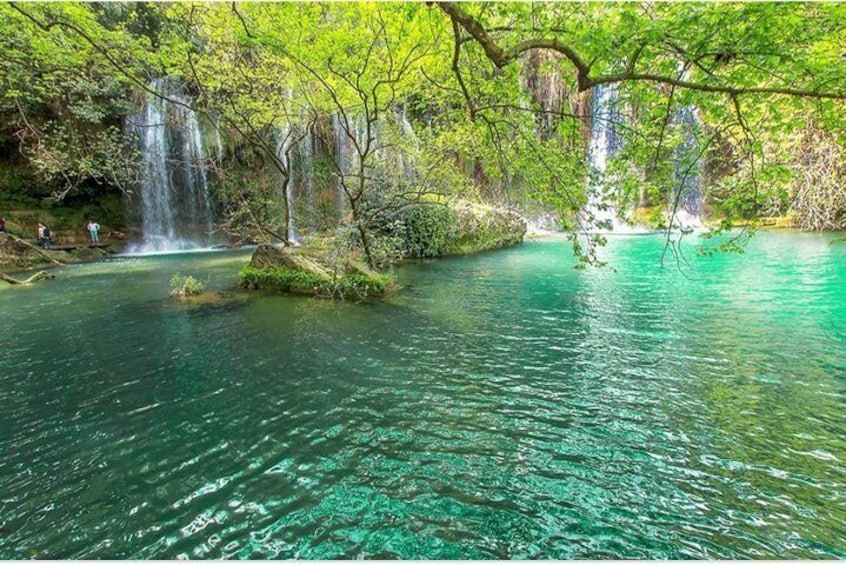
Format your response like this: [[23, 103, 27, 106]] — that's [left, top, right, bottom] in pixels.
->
[[37, 222, 52, 249], [32, 219, 101, 249]]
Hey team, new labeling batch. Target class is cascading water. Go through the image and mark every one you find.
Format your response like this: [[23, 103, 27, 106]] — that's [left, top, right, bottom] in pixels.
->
[[671, 105, 704, 230], [275, 127, 299, 244], [582, 84, 623, 233], [127, 79, 214, 253], [398, 105, 419, 180], [285, 109, 418, 229], [213, 116, 225, 164], [300, 125, 314, 228], [332, 114, 366, 221]]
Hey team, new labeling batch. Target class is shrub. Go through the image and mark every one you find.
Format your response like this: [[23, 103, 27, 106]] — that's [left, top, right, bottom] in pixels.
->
[[399, 203, 459, 257], [170, 274, 204, 296], [365, 202, 460, 260], [647, 206, 667, 229]]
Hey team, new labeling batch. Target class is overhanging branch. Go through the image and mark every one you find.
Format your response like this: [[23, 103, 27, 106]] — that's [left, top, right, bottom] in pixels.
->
[[438, 2, 591, 90], [436, 1, 846, 101]]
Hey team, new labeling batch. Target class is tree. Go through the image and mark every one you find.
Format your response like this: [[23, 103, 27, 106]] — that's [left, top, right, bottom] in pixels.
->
[[433, 2, 845, 260], [1, 3, 146, 199], [215, 3, 463, 267], [161, 2, 314, 246], [2, 2, 843, 268]]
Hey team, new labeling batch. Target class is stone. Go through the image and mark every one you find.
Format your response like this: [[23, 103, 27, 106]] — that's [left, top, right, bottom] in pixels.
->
[[248, 244, 332, 279]]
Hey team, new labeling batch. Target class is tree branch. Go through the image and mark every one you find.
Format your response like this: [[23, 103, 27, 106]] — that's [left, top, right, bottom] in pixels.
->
[[451, 20, 476, 119], [0, 270, 54, 285], [436, 1, 846, 100], [589, 72, 846, 100], [438, 2, 592, 90], [231, 2, 254, 39]]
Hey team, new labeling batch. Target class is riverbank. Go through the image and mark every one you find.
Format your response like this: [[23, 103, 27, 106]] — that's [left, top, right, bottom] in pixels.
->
[[0, 231, 116, 273]]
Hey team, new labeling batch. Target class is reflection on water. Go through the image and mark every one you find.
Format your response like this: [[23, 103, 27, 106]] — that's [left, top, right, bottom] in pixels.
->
[[0, 234, 844, 559]]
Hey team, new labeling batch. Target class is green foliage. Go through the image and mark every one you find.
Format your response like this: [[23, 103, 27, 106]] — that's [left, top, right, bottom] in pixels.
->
[[2, 0, 845, 264], [646, 207, 667, 230], [400, 204, 460, 257], [367, 203, 459, 260], [169, 274, 204, 297], [0, 3, 148, 199], [0, 157, 37, 201]]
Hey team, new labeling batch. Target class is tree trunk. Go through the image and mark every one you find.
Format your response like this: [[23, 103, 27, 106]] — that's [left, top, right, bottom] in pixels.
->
[[0, 271, 54, 285], [2, 233, 64, 266], [355, 220, 376, 270]]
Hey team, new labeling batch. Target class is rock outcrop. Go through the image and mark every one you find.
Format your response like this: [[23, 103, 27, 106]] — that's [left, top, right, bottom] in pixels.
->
[[449, 200, 527, 255], [241, 244, 394, 299]]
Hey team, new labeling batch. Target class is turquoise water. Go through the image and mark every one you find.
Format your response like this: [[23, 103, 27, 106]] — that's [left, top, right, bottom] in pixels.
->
[[1, 233, 844, 559]]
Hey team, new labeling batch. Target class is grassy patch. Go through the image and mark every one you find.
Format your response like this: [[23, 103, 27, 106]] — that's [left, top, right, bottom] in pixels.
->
[[170, 274, 205, 297]]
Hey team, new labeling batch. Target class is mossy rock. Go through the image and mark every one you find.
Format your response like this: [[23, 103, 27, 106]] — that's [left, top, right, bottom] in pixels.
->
[[241, 244, 395, 299], [630, 206, 667, 230], [448, 201, 527, 255], [369, 199, 527, 261], [248, 243, 332, 278], [170, 291, 251, 308]]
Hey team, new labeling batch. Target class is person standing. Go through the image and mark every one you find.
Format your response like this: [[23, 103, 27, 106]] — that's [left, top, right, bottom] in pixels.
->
[[87, 219, 100, 244], [0, 216, 6, 232]]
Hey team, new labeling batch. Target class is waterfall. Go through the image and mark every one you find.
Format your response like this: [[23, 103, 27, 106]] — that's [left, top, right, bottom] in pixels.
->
[[127, 79, 214, 253], [213, 115, 224, 164], [398, 105, 419, 180], [332, 115, 346, 221], [582, 84, 622, 233], [333, 114, 363, 221], [286, 158, 298, 244], [275, 128, 299, 244], [671, 105, 704, 229], [301, 125, 314, 227]]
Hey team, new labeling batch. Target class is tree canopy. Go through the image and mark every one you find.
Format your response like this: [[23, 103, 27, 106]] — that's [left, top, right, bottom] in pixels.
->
[[1, 2, 844, 263]]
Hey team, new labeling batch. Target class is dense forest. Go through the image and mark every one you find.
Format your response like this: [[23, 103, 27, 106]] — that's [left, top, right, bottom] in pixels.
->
[[1, 2, 844, 266]]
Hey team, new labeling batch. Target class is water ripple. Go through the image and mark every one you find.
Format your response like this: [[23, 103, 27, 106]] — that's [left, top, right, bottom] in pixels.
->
[[1, 237, 845, 558]]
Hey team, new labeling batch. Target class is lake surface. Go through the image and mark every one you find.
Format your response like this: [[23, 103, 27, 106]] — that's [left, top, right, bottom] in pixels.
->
[[1, 232, 845, 559]]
